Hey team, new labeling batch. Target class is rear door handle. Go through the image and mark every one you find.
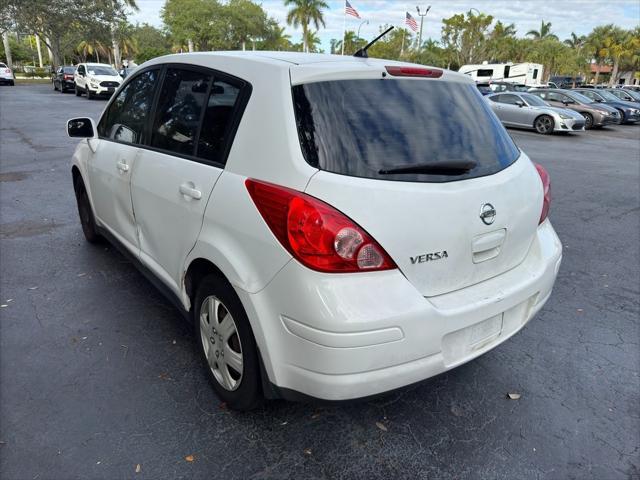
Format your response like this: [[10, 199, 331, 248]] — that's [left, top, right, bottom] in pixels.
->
[[116, 160, 129, 172], [179, 183, 202, 200]]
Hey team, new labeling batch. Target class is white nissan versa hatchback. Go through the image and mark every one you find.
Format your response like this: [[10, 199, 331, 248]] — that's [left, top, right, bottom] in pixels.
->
[[67, 52, 562, 410]]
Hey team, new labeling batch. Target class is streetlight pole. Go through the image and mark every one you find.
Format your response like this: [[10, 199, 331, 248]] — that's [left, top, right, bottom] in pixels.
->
[[416, 5, 431, 51], [357, 20, 369, 39]]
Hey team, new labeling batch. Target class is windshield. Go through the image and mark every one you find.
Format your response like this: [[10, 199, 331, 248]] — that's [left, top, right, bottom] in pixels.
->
[[63, 67, 76, 73], [624, 89, 640, 100], [87, 66, 118, 76], [521, 93, 548, 106], [513, 84, 529, 92], [292, 79, 520, 183], [597, 90, 622, 102], [566, 91, 595, 104]]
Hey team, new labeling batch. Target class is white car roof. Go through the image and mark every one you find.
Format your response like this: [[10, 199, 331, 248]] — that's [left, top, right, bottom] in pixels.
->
[[141, 51, 472, 85]]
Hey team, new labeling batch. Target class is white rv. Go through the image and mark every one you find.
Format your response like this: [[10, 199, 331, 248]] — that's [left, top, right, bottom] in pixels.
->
[[459, 62, 544, 86]]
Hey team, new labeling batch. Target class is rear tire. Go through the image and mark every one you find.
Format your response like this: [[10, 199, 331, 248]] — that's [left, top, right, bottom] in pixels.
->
[[73, 176, 101, 243], [194, 274, 262, 411], [582, 112, 594, 129], [534, 115, 554, 134], [53, 81, 58, 91], [86, 88, 92, 100], [75, 86, 81, 96]]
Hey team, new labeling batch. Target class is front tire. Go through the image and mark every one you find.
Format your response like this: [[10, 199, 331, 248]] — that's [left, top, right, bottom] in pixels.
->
[[194, 275, 262, 411], [582, 112, 594, 129], [615, 109, 624, 125], [534, 115, 554, 134], [73, 176, 101, 243], [86, 88, 92, 100]]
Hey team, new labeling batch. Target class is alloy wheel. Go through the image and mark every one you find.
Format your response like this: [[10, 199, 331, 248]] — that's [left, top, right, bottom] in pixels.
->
[[535, 116, 553, 134], [199, 295, 244, 391]]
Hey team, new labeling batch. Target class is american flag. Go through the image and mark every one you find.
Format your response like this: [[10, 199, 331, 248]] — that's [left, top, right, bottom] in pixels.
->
[[405, 12, 418, 32], [345, 0, 360, 19]]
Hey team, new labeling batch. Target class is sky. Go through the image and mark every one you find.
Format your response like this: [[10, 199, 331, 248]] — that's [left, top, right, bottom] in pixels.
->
[[129, 0, 640, 52]]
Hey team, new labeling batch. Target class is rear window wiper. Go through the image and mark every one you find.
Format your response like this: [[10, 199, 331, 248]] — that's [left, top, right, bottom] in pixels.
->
[[379, 161, 477, 176]]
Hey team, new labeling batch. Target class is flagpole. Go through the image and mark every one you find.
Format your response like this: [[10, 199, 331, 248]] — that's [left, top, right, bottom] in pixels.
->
[[341, 2, 346, 55]]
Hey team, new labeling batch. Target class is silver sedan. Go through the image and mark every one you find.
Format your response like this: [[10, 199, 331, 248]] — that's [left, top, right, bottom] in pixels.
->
[[487, 92, 586, 134]]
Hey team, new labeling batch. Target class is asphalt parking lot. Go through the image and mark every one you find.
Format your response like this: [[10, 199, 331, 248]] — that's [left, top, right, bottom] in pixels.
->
[[1, 83, 638, 480]]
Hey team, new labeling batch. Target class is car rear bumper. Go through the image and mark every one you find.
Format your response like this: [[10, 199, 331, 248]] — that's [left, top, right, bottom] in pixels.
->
[[240, 220, 562, 401]]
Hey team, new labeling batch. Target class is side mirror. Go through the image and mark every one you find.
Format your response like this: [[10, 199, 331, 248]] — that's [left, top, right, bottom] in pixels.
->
[[515, 100, 525, 108], [67, 117, 97, 138]]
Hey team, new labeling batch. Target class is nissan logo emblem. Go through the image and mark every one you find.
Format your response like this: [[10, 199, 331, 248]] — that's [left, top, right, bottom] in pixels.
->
[[479, 203, 496, 225]]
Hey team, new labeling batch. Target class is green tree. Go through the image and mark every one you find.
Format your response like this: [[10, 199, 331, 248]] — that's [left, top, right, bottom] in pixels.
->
[[284, 0, 328, 53], [441, 10, 494, 66], [526, 20, 558, 41], [258, 20, 292, 51], [564, 32, 586, 49], [601, 27, 635, 85], [586, 25, 612, 84], [129, 23, 170, 63], [333, 30, 365, 56], [161, 0, 221, 51]]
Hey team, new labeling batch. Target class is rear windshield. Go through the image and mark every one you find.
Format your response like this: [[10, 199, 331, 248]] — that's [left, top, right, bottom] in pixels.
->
[[64, 67, 76, 73], [292, 79, 520, 182]]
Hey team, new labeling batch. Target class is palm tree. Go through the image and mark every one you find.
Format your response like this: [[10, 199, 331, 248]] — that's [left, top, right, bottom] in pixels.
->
[[76, 39, 109, 63], [601, 27, 635, 86], [306, 30, 322, 53], [284, 0, 329, 53], [526, 20, 558, 41], [333, 30, 363, 55], [111, 1, 138, 67], [564, 32, 585, 49], [587, 25, 613, 84]]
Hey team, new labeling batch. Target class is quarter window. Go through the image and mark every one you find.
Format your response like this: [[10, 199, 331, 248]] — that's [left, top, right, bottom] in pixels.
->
[[197, 80, 241, 163], [98, 69, 158, 144], [150, 68, 212, 156], [477, 69, 493, 77]]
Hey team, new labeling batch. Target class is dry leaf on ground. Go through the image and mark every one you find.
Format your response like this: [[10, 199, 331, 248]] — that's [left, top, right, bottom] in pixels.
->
[[185, 454, 195, 462], [376, 422, 388, 432], [507, 392, 521, 400]]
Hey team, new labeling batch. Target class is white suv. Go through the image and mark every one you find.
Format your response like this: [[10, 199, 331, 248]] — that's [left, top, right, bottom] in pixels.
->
[[74, 62, 122, 99], [0, 62, 14, 85], [67, 52, 562, 410]]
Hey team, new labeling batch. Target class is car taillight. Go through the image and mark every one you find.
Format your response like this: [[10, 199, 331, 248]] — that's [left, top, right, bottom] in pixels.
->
[[64, 74, 73, 80], [385, 66, 442, 78], [246, 179, 397, 273], [535, 163, 551, 224]]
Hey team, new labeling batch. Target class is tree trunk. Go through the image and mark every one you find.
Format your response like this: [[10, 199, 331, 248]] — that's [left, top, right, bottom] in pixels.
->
[[594, 60, 601, 85], [609, 58, 619, 86], [96, 49, 100, 63], [35, 34, 44, 68], [2, 32, 12, 69], [188, 39, 194, 52], [45, 37, 53, 63], [112, 35, 120, 68], [302, 24, 308, 53]]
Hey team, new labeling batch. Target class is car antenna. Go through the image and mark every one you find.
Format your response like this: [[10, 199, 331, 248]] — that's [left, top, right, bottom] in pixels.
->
[[353, 26, 394, 59]]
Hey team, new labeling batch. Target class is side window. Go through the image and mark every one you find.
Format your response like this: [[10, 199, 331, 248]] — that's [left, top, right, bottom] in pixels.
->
[[488, 95, 501, 102], [533, 69, 538, 80], [500, 94, 520, 105], [197, 79, 242, 163], [150, 68, 212, 156], [477, 69, 493, 77], [504, 65, 510, 78], [546, 92, 562, 102], [97, 69, 158, 144], [77, 65, 85, 75], [583, 91, 598, 101]]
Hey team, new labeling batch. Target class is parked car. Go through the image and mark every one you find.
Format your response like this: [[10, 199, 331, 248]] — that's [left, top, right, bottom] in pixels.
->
[[622, 85, 640, 92], [74, 63, 122, 99], [488, 81, 530, 93], [475, 81, 492, 95], [529, 89, 620, 129], [52, 66, 76, 93], [549, 75, 584, 89], [487, 92, 585, 134], [573, 88, 640, 124], [608, 88, 640, 103], [0, 62, 14, 85], [67, 52, 562, 410]]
